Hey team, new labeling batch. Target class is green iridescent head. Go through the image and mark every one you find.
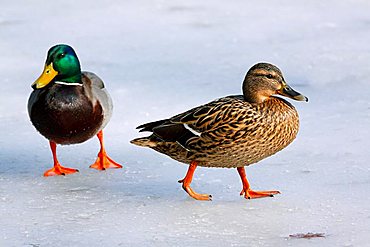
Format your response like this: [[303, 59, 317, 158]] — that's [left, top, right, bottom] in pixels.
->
[[32, 44, 82, 89]]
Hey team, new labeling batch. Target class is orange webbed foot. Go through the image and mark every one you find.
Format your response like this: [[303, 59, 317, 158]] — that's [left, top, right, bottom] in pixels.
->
[[44, 141, 79, 177], [178, 179, 212, 201], [44, 165, 79, 177], [90, 151, 122, 170], [240, 188, 280, 199], [178, 162, 212, 201], [237, 167, 280, 199], [90, 130, 122, 171]]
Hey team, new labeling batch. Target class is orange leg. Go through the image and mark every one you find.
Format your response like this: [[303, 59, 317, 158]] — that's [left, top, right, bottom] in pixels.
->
[[90, 130, 122, 170], [44, 141, 79, 177], [237, 167, 280, 199], [178, 161, 212, 201]]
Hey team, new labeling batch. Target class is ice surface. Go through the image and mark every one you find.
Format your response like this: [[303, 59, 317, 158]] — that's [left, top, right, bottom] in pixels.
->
[[1, 0, 370, 246]]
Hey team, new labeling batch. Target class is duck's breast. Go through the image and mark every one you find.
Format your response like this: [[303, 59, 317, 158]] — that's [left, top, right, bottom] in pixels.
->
[[28, 84, 104, 145], [251, 97, 300, 162], [188, 97, 300, 167]]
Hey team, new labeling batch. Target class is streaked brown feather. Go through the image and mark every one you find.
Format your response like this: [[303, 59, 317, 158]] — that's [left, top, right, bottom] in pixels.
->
[[131, 95, 299, 168]]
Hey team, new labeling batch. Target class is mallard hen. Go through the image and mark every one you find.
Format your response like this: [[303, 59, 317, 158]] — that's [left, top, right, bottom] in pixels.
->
[[131, 63, 307, 200]]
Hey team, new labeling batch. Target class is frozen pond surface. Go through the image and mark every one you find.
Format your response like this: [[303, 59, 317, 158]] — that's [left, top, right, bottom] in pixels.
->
[[1, 0, 370, 246]]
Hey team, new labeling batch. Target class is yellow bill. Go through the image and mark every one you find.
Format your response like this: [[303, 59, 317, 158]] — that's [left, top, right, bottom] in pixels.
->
[[32, 63, 58, 89]]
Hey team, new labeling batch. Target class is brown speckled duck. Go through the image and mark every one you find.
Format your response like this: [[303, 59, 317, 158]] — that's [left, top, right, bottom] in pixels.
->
[[131, 63, 308, 200], [28, 44, 122, 176]]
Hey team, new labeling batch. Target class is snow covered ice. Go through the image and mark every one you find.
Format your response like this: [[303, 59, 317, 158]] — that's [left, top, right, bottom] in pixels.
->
[[1, 0, 370, 246]]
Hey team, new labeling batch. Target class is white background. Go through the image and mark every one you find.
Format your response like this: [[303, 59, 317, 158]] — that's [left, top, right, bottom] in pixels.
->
[[1, 0, 369, 246]]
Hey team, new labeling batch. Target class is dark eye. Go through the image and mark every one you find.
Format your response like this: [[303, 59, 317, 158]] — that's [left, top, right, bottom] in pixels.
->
[[266, 74, 273, 79], [57, 53, 65, 59]]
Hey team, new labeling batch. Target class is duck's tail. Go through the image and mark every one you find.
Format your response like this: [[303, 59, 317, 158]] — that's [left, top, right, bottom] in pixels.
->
[[130, 137, 158, 147]]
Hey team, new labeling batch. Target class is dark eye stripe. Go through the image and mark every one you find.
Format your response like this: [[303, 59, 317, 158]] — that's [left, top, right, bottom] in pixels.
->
[[254, 73, 273, 78]]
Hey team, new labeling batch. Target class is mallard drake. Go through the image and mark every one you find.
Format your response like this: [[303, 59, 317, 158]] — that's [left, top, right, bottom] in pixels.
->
[[131, 63, 308, 200], [28, 44, 122, 176]]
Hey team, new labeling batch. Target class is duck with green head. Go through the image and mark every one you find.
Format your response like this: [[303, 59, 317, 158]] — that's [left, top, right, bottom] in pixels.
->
[[131, 63, 308, 200], [28, 44, 122, 176]]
